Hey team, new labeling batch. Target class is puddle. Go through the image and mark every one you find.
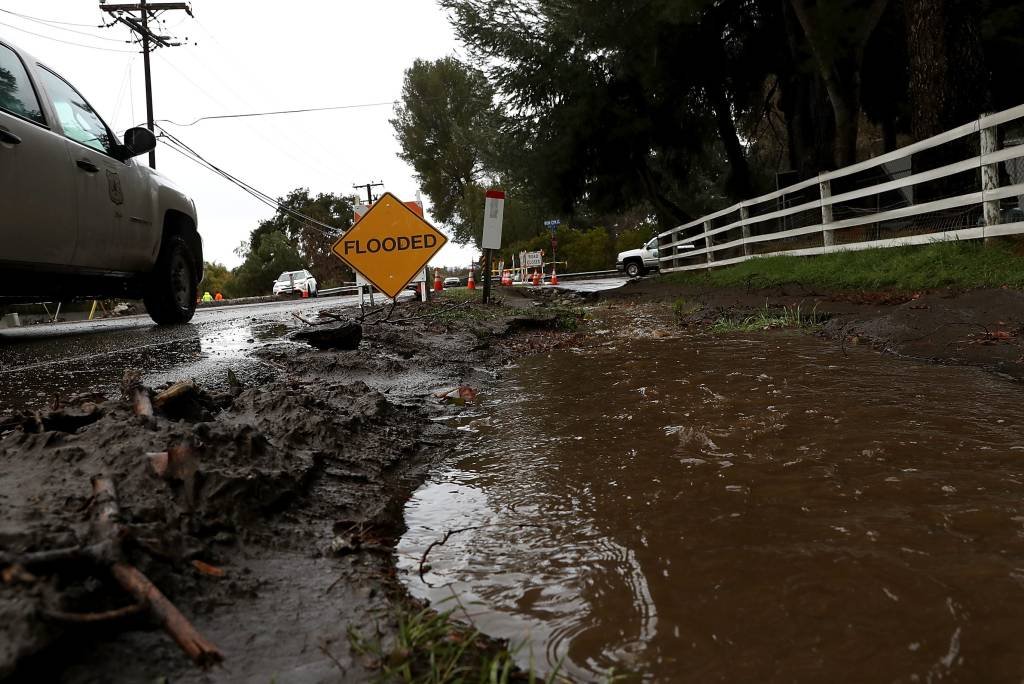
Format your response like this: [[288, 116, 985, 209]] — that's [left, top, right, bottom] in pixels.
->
[[398, 309, 1024, 681]]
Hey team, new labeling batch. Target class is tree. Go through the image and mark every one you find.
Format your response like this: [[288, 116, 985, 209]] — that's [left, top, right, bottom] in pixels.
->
[[391, 57, 495, 242], [201, 261, 234, 297], [392, 58, 547, 247], [231, 230, 304, 297], [904, 0, 989, 139], [787, 0, 891, 167], [251, 189, 355, 287]]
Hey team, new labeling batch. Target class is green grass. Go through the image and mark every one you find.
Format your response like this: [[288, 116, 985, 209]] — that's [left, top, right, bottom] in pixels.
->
[[662, 241, 1024, 291], [710, 302, 827, 333], [348, 603, 563, 683]]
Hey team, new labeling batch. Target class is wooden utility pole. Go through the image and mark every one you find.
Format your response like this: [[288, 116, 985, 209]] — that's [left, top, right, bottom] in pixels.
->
[[353, 181, 384, 205], [99, 1, 193, 169]]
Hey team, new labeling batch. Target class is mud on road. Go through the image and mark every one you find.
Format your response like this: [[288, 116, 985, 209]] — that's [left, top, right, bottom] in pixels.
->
[[0, 289, 585, 682], [607, 279, 1024, 381]]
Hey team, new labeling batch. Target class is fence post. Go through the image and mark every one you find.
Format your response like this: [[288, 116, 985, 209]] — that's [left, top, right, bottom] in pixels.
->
[[740, 205, 752, 258], [819, 177, 835, 249], [703, 220, 714, 268], [981, 118, 1000, 243]]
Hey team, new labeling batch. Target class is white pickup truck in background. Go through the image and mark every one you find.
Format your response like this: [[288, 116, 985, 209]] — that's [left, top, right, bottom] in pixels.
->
[[0, 38, 202, 324], [616, 237, 661, 278]]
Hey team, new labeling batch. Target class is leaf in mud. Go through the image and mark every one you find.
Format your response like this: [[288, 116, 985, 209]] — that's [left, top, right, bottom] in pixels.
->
[[191, 560, 226, 577], [457, 386, 478, 402], [227, 368, 241, 388]]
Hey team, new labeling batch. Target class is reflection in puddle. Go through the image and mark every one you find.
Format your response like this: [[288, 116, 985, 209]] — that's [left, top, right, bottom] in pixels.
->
[[399, 309, 1024, 681]]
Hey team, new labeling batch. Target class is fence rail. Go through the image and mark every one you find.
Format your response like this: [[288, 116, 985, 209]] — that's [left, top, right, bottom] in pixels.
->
[[657, 103, 1024, 272]]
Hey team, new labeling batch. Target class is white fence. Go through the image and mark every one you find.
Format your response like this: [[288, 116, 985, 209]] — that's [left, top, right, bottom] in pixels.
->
[[657, 104, 1024, 272]]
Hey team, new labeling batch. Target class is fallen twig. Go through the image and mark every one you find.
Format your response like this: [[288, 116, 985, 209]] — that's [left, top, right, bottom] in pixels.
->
[[418, 523, 544, 582], [378, 302, 472, 326], [92, 476, 224, 667], [44, 603, 144, 623], [111, 561, 223, 667]]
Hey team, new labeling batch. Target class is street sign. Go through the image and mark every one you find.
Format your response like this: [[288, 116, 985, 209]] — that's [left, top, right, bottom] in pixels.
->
[[482, 189, 505, 249], [332, 192, 447, 298], [523, 251, 543, 268]]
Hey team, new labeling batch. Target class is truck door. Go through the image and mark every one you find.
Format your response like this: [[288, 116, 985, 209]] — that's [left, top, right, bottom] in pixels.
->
[[0, 43, 76, 267], [34, 66, 135, 272]]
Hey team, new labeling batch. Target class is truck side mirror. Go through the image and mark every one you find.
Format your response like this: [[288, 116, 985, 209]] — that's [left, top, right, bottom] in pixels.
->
[[652, 249, 659, 258], [122, 126, 156, 158]]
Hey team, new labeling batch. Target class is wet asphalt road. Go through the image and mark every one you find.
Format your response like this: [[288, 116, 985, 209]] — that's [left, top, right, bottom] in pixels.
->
[[0, 278, 627, 411], [0, 295, 360, 411]]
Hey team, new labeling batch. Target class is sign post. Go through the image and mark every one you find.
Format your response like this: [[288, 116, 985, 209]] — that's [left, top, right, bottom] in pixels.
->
[[481, 189, 505, 304], [544, 219, 560, 281], [331, 192, 447, 300]]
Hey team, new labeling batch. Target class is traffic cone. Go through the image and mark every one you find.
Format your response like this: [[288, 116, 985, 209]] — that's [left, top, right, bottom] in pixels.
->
[[550, 266, 559, 286], [532, 269, 541, 286], [434, 269, 443, 292], [467, 270, 476, 290]]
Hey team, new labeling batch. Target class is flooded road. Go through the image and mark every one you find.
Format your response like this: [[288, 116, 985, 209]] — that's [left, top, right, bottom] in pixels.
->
[[398, 306, 1024, 681]]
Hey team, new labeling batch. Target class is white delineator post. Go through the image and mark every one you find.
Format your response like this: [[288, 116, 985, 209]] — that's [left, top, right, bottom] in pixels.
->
[[981, 117, 1000, 243], [819, 177, 835, 248], [481, 189, 505, 303]]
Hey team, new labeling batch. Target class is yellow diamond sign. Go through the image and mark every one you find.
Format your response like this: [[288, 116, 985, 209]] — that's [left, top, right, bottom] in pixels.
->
[[331, 192, 448, 299]]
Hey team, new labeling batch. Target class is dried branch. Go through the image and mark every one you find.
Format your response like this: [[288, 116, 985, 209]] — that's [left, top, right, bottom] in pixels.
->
[[44, 603, 144, 623]]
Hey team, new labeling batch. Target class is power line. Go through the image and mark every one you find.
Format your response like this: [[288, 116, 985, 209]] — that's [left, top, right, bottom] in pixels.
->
[[0, 20, 137, 52], [0, 8, 129, 42], [155, 125, 343, 238], [156, 100, 400, 127], [99, 2, 194, 169], [0, 8, 106, 28]]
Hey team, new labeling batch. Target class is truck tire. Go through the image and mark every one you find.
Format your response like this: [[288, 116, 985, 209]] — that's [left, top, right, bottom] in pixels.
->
[[625, 260, 642, 278], [143, 234, 198, 325]]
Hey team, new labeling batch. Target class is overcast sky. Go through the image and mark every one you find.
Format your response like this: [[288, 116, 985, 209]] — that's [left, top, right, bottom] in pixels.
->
[[1, 0, 480, 269]]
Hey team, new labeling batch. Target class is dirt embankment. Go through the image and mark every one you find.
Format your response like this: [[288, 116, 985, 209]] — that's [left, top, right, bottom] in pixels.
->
[[0, 290, 585, 682], [600, 279, 1024, 380]]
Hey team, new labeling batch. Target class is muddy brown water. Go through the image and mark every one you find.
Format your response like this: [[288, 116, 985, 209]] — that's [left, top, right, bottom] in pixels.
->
[[398, 307, 1024, 682]]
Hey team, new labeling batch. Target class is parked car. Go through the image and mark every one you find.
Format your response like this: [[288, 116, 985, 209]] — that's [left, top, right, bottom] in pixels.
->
[[443, 276, 461, 288], [273, 269, 317, 296], [616, 238, 660, 278], [0, 39, 202, 324]]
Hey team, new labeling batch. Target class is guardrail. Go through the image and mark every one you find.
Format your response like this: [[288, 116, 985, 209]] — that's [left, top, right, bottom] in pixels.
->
[[657, 104, 1024, 272]]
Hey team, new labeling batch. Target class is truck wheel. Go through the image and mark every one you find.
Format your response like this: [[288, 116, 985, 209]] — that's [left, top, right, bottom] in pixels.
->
[[144, 235, 198, 325], [625, 261, 642, 278]]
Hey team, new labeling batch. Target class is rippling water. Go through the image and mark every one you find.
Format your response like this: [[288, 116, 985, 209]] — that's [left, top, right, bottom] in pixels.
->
[[397, 306, 1024, 681]]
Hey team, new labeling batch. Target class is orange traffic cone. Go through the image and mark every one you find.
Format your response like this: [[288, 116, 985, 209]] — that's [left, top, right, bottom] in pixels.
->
[[550, 266, 559, 286], [301, 287, 309, 299], [532, 269, 541, 286], [467, 270, 476, 290], [434, 269, 443, 292]]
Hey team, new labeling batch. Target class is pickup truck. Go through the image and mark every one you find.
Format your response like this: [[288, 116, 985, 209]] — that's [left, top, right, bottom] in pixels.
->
[[0, 38, 202, 324], [616, 237, 660, 278]]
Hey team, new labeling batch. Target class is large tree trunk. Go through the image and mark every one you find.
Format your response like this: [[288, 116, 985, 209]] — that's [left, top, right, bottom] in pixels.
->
[[904, 0, 990, 205], [789, 0, 890, 168], [706, 81, 754, 199], [904, 0, 989, 139], [636, 164, 691, 229], [779, 0, 835, 178]]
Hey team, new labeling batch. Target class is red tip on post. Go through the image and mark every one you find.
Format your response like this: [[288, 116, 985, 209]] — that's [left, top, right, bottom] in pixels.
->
[[485, 189, 505, 200]]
